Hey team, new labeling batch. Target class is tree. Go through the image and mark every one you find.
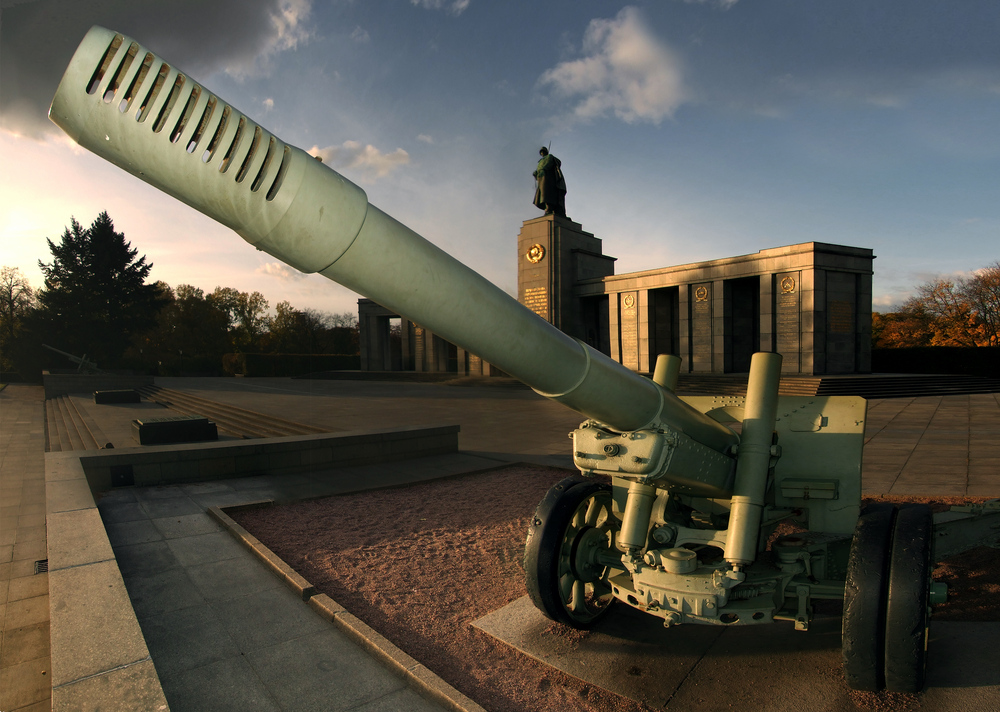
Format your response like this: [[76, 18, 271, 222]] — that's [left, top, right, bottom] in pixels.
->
[[268, 301, 323, 353], [871, 306, 935, 348], [208, 287, 270, 351], [873, 263, 1000, 348], [34, 213, 164, 366], [142, 284, 231, 372], [908, 278, 979, 347], [266, 303, 359, 354], [963, 262, 1000, 346], [0, 266, 36, 370]]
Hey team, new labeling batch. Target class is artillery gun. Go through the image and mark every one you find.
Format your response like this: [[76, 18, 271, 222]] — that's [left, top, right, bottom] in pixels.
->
[[42, 343, 100, 373], [51, 26, 972, 695]]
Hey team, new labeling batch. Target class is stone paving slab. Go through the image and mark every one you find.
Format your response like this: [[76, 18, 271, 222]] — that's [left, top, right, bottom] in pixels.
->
[[474, 595, 1000, 712], [0, 385, 50, 712], [14, 378, 1000, 712], [93, 449, 505, 712]]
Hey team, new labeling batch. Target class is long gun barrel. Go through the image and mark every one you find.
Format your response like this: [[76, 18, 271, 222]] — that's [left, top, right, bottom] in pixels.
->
[[49, 26, 738, 458]]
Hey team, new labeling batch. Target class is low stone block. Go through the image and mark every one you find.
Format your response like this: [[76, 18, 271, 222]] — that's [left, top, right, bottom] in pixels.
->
[[47, 508, 115, 571], [93, 389, 141, 404], [131, 416, 218, 446], [48, 560, 152, 688], [51, 659, 168, 712]]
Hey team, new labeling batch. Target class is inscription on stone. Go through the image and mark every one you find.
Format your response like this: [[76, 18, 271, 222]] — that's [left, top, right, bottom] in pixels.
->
[[829, 300, 853, 334], [523, 286, 549, 320], [775, 273, 800, 359], [776, 273, 799, 336], [620, 292, 638, 369], [414, 326, 425, 365], [692, 283, 712, 343]]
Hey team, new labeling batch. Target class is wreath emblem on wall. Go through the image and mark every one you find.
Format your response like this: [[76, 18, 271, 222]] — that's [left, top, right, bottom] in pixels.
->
[[694, 285, 709, 302], [780, 276, 796, 294], [526, 244, 546, 263]]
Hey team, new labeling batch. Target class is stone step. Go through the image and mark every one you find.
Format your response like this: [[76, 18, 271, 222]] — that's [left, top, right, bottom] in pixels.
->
[[45, 395, 64, 452], [66, 396, 113, 449], [135, 385, 327, 439], [54, 396, 86, 451], [816, 375, 1000, 399]]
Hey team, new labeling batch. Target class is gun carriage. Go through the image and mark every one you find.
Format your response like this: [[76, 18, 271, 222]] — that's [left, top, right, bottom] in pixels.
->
[[51, 27, 965, 694]]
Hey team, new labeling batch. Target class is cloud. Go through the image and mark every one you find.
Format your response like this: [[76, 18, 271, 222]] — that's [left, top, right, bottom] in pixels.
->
[[538, 7, 686, 125], [263, 98, 275, 111], [678, 0, 740, 9], [0, 0, 313, 138], [309, 141, 410, 183], [410, 0, 469, 16], [257, 261, 306, 281], [417, 134, 435, 144], [350, 26, 370, 43]]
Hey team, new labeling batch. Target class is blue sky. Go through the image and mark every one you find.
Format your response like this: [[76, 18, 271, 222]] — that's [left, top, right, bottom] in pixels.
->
[[2, 0, 998, 318]]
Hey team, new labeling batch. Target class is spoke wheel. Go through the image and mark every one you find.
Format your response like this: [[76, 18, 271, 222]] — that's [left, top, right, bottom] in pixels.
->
[[525, 478, 619, 628], [842, 502, 896, 692], [885, 504, 934, 693]]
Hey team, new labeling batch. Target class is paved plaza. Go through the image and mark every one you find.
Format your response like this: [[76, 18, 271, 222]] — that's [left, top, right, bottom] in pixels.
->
[[1, 378, 998, 711]]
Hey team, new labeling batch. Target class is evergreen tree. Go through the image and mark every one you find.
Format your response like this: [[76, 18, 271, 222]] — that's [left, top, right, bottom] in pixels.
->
[[34, 212, 163, 367]]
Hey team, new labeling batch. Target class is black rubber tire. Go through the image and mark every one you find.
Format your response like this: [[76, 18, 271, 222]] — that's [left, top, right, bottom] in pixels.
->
[[884, 504, 934, 693], [524, 478, 618, 629], [842, 502, 897, 692]]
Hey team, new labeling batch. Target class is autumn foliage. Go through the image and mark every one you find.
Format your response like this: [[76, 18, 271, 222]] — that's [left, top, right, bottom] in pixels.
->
[[873, 263, 1000, 348]]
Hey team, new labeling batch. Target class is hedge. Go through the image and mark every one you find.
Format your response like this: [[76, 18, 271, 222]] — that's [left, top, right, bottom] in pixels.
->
[[223, 353, 361, 377], [872, 347, 999, 378]]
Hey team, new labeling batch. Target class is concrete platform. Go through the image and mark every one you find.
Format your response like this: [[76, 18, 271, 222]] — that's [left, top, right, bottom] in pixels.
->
[[3, 378, 999, 712], [474, 596, 1000, 711]]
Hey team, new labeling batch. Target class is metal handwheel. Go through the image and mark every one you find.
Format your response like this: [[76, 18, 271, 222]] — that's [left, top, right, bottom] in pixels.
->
[[525, 478, 620, 628], [842, 502, 897, 691]]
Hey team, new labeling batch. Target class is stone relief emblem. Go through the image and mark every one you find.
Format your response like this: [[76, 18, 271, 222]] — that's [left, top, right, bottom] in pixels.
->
[[780, 276, 796, 294], [694, 285, 709, 302], [623, 294, 636, 309], [526, 244, 546, 263]]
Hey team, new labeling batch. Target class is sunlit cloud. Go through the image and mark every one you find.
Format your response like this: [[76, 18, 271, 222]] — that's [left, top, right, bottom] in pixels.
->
[[224, 0, 314, 78], [538, 7, 686, 125], [263, 98, 275, 111], [257, 262, 307, 281], [417, 134, 434, 144], [309, 141, 410, 183], [411, 0, 470, 16]]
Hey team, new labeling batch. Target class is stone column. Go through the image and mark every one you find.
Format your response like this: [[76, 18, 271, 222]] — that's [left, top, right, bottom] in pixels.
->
[[712, 279, 725, 373], [637, 289, 651, 373], [759, 274, 775, 354], [608, 293, 622, 364], [802, 269, 821, 374], [678, 286, 691, 371], [690, 282, 713, 372], [517, 214, 614, 340]]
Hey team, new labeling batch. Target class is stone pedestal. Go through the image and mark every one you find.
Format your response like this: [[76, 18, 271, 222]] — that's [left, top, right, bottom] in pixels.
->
[[517, 215, 616, 344]]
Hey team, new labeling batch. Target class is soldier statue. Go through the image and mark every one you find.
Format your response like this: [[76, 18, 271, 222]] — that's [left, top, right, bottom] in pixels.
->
[[532, 147, 567, 217]]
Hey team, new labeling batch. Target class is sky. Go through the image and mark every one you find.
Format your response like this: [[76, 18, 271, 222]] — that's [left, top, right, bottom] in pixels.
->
[[2, 0, 999, 318]]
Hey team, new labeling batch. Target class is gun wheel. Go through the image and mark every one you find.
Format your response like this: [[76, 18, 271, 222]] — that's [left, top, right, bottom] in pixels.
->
[[842, 502, 896, 692], [525, 478, 619, 629], [885, 504, 934, 693]]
